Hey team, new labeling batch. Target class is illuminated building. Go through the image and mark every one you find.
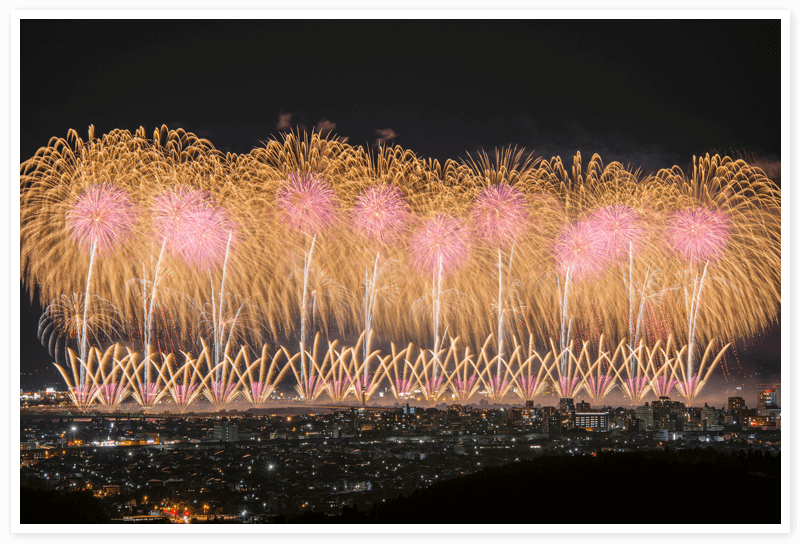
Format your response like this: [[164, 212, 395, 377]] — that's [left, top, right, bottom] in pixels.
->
[[701, 404, 722, 431], [636, 403, 654, 430], [212, 420, 238, 442], [573, 411, 609, 431], [728, 396, 745, 412], [758, 389, 779, 409]]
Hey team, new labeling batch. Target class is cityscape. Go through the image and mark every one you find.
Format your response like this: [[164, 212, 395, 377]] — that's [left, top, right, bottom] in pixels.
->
[[18, 16, 782, 529], [20, 386, 780, 523]]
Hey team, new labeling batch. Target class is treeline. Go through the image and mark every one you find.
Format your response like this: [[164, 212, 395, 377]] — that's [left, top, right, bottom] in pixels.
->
[[278, 448, 780, 524]]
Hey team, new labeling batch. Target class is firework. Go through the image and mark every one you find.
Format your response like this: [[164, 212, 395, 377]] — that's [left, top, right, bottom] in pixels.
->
[[471, 185, 529, 385], [408, 214, 472, 278], [19, 128, 780, 410], [351, 184, 410, 245], [554, 220, 609, 280], [66, 183, 136, 256], [38, 293, 127, 366], [667, 206, 730, 263], [65, 183, 137, 386], [451, 374, 479, 403], [470, 184, 529, 248], [651, 374, 678, 398], [588, 204, 646, 263], [276, 172, 339, 236]]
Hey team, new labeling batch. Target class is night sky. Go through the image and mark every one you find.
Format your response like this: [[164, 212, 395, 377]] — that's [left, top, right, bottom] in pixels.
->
[[19, 18, 781, 390]]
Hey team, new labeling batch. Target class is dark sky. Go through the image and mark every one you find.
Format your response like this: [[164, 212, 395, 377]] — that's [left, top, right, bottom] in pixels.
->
[[19, 18, 781, 389]]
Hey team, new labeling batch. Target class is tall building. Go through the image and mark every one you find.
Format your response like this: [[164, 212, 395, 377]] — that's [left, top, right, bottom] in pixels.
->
[[636, 403, 654, 430], [728, 397, 745, 413], [213, 420, 238, 442], [652, 397, 671, 420], [758, 389, 779, 408], [559, 398, 575, 413], [575, 400, 591, 413], [701, 404, 721, 431]]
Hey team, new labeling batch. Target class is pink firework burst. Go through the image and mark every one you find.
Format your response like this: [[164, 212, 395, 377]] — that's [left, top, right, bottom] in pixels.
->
[[667, 206, 730, 262], [421, 376, 446, 397], [557, 376, 581, 398], [408, 214, 472, 277], [138, 383, 161, 406], [276, 172, 339, 236], [352, 374, 376, 397], [173, 383, 199, 405], [452, 375, 477, 394], [151, 185, 208, 253], [517, 376, 542, 399], [66, 183, 136, 255], [470, 184, 529, 248], [351, 184, 411, 245], [97, 383, 126, 405], [652, 375, 678, 397], [208, 381, 237, 404], [624, 376, 650, 398], [554, 221, 609, 279], [393, 379, 413, 398], [676, 375, 701, 398], [486, 376, 511, 396], [586, 375, 614, 397], [70, 384, 98, 406], [325, 379, 350, 400], [151, 185, 236, 270], [588, 204, 646, 262]]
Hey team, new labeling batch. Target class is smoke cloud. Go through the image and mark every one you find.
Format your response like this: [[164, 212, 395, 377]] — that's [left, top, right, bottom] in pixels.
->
[[374, 128, 398, 147]]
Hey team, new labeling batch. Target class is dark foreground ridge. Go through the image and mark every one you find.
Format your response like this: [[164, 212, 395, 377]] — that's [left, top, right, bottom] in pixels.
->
[[20, 488, 111, 524], [279, 449, 780, 524]]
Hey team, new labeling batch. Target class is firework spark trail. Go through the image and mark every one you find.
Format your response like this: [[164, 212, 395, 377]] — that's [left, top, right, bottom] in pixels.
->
[[586, 204, 650, 380], [667, 205, 731, 378], [300, 236, 317, 383], [351, 185, 410, 377], [554, 221, 608, 374], [65, 184, 136, 385], [409, 214, 472, 382], [211, 231, 235, 381], [363, 255, 380, 367]]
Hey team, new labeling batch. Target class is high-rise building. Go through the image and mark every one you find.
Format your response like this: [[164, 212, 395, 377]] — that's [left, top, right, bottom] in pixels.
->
[[728, 397, 745, 413], [701, 404, 721, 431], [758, 389, 779, 408], [652, 397, 670, 420], [546, 413, 562, 433], [636, 403, 654, 430], [212, 420, 238, 442], [575, 400, 591, 413], [559, 398, 575, 413]]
